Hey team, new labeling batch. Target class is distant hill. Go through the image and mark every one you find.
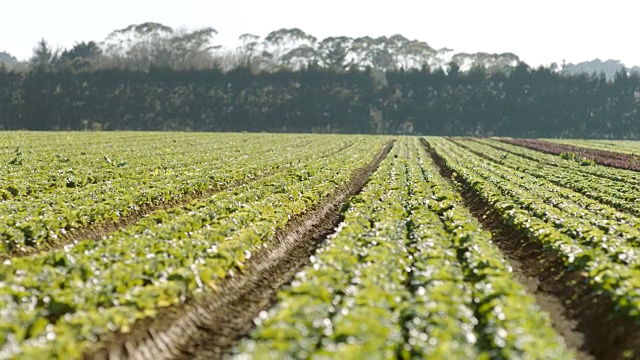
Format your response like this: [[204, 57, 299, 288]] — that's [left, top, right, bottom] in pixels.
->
[[0, 51, 19, 65], [561, 59, 640, 80]]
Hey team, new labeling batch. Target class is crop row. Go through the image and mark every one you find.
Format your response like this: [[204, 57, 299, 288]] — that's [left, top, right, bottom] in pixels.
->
[[237, 138, 570, 359], [486, 139, 640, 186], [0, 137, 387, 358], [0, 133, 357, 255], [0, 132, 176, 159], [454, 139, 640, 222], [0, 132, 251, 194], [483, 138, 640, 194], [427, 137, 640, 325], [449, 140, 640, 269]]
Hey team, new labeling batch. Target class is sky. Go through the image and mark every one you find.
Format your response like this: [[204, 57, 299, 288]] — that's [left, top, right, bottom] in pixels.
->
[[2, 0, 639, 67]]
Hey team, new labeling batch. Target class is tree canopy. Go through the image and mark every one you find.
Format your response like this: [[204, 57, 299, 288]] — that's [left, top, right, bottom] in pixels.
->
[[1, 23, 639, 138]]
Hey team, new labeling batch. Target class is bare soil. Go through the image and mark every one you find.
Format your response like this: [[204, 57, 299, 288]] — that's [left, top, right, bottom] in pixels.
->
[[423, 138, 640, 360], [499, 138, 640, 172], [83, 141, 394, 360]]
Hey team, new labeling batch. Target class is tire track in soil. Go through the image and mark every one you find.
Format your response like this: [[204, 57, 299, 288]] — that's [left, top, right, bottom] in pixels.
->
[[3, 141, 356, 262], [422, 138, 640, 360], [83, 140, 394, 360]]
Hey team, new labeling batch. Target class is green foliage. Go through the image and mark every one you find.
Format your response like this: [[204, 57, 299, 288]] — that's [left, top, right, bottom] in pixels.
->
[[559, 151, 576, 160], [2, 60, 640, 136], [239, 138, 572, 359], [428, 137, 640, 328], [580, 158, 596, 166], [4, 134, 640, 358], [0, 133, 386, 357], [559, 151, 595, 166], [0, 133, 366, 254]]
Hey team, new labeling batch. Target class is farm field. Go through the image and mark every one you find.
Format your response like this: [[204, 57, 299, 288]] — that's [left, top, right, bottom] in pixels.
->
[[547, 138, 640, 156], [499, 137, 640, 172], [0, 132, 640, 359]]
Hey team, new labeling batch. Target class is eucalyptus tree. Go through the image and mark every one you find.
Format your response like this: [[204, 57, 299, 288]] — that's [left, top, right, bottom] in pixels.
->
[[166, 27, 219, 69], [101, 22, 218, 70], [394, 39, 437, 69], [263, 28, 317, 66], [317, 36, 353, 71], [451, 52, 519, 73], [237, 33, 261, 67]]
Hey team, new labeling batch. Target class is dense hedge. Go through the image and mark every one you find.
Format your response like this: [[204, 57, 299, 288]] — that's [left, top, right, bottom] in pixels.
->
[[1, 64, 639, 137]]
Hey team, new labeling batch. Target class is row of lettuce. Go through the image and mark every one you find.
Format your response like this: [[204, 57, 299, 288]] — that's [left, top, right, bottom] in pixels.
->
[[451, 138, 640, 272], [468, 139, 640, 216], [427, 137, 640, 325], [0, 132, 357, 255], [0, 135, 387, 358], [7, 133, 639, 358], [236, 138, 572, 359]]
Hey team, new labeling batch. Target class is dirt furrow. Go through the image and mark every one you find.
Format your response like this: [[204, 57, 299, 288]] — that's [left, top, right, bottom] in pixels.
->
[[498, 138, 640, 172], [3, 141, 356, 261], [83, 140, 394, 360], [422, 138, 640, 360]]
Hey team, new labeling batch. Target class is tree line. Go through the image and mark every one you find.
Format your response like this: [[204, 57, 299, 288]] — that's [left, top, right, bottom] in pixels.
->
[[1, 24, 521, 73], [1, 62, 639, 137], [1, 23, 639, 138]]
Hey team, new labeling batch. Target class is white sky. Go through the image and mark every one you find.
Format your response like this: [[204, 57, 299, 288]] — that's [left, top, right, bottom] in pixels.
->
[[2, 0, 639, 66]]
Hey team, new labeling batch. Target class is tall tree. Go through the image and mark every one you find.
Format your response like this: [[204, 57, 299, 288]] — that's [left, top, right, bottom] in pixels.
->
[[103, 22, 172, 70], [57, 41, 102, 71], [102, 22, 219, 70], [30, 38, 58, 71], [166, 27, 219, 69], [263, 28, 317, 65], [317, 36, 353, 71], [394, 39, 436, 69], [237, 33, 261, 68]]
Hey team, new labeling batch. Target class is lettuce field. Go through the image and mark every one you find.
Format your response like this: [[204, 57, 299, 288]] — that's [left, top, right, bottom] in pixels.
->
[[0, 132, 639, 359]]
